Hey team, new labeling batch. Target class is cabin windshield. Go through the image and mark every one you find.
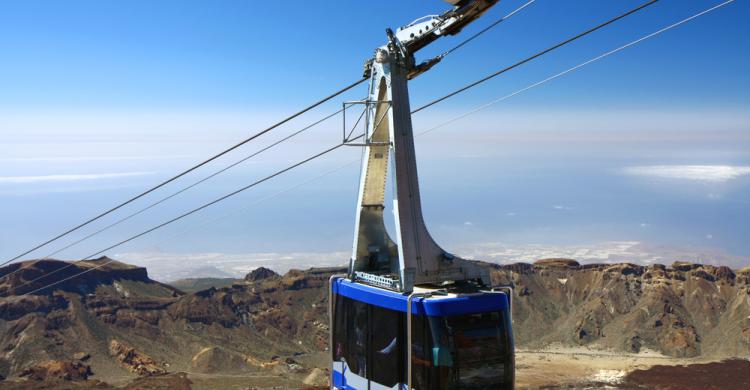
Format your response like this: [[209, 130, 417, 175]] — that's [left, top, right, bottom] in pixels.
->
[[446, 311, 510, 387], [413, 310, 512, 389]]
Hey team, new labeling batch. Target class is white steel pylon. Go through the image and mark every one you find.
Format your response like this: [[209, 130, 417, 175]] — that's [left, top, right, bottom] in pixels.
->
[[349, 30, 490, 293]]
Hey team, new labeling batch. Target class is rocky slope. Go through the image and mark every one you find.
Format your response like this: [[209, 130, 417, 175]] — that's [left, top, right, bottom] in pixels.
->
[[0, 258, 335, 387], [168, 277, 241, 294], [0, 257, 747, 388], [490, 259, 750, 357]]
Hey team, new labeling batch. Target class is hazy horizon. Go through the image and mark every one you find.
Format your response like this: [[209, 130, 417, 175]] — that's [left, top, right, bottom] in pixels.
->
[[1, 1, 748, 277]]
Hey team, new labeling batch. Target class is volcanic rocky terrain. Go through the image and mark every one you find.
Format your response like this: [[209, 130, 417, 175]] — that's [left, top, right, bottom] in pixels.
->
[[0, 256, 748, 388]]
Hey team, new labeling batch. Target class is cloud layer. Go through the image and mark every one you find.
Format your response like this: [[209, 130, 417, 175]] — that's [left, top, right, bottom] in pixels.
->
[[114, 250, 349, 281], [0, 171, 155, 184], [111, 241, 748, 282], [623, 165, 750, 183], [0, 155, 193, 163]]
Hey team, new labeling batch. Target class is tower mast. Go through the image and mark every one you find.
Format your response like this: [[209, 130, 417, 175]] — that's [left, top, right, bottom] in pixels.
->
[[349, 1, 498, 292]]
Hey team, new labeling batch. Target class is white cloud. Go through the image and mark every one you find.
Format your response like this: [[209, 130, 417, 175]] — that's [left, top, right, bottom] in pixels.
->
[[0, 183, 146, 196], [0, 155, 193, 163], [106, 240, 750, 282], [623, 165, 750, 183], [114, 250, 349, 281], [453, 241, 747, 268], [0, 171, 155, 184]]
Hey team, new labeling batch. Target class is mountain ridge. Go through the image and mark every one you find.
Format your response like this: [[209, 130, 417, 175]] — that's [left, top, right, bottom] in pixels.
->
[[0, 257, 747, 388]]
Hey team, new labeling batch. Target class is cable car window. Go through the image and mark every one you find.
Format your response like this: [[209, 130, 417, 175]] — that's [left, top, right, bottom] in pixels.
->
[[332, 294, 347, 362], [410, 314, 436, 390], [346, 298, 368, 377], [411, 311, 511, 389], [446, 311, 510, 388], [370, 305, 402, 386]]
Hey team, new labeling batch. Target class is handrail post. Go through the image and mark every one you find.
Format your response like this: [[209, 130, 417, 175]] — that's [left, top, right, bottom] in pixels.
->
[[406, 292, 430, 390], [490, 284, 515, 389], [493, 285, 514, 324]]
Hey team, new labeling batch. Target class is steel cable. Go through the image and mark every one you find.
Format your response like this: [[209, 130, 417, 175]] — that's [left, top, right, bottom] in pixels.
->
[[14, 0, 735, 296], [17, 135, 364, 296], [412, 0, 659, 114], [2, 78, 366, 266]]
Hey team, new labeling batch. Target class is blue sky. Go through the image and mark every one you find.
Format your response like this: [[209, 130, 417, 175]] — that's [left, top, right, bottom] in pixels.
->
[[1, 0, 748, 110], [1, 0, 749, 278]]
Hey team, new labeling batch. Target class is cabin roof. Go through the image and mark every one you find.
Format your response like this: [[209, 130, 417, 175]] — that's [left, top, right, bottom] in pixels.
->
[[332, 278, 508, 316]]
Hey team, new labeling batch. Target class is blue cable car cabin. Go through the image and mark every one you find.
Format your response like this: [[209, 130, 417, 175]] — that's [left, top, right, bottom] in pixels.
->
[[330, 277, 514, 389]]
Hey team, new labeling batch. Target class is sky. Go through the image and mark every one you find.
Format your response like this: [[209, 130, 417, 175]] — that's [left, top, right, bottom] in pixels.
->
[[1, 0, 749, 280]]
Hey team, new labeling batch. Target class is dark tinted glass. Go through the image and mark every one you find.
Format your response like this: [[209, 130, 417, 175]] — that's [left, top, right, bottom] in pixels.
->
[[346, 298, 368, 377], [332, 294, 347, 361], [448, 311, 510, 388], [411, 314, 443, 389], [410, 311, 512, 389], [370, 305, 403, 386]]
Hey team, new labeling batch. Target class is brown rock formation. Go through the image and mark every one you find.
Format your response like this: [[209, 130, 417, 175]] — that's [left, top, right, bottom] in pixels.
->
[[0, 257, 747, 386], [245, 267, 280, 282], [108, 340, 166, 376], [534, 258, 580, 268], [20, 360, 92, 382]]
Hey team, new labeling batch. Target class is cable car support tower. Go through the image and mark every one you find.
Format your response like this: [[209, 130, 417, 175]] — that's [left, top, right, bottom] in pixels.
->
[[348, 0, 497, 293]]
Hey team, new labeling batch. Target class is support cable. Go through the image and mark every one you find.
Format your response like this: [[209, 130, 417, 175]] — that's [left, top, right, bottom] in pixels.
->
[[76, 0, 737, 286], [0, 107, 348, 284], [412, 0, 659, 114], [14, 0, 735, 296], [439, 0, 537, 59], [420, 0, 736, 136], [1, 78, 366, 266], [142, 160, 360, 250], [2, 0, 534, 267], [17, 135, 364, 296], [43, 108, 346, 260]]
